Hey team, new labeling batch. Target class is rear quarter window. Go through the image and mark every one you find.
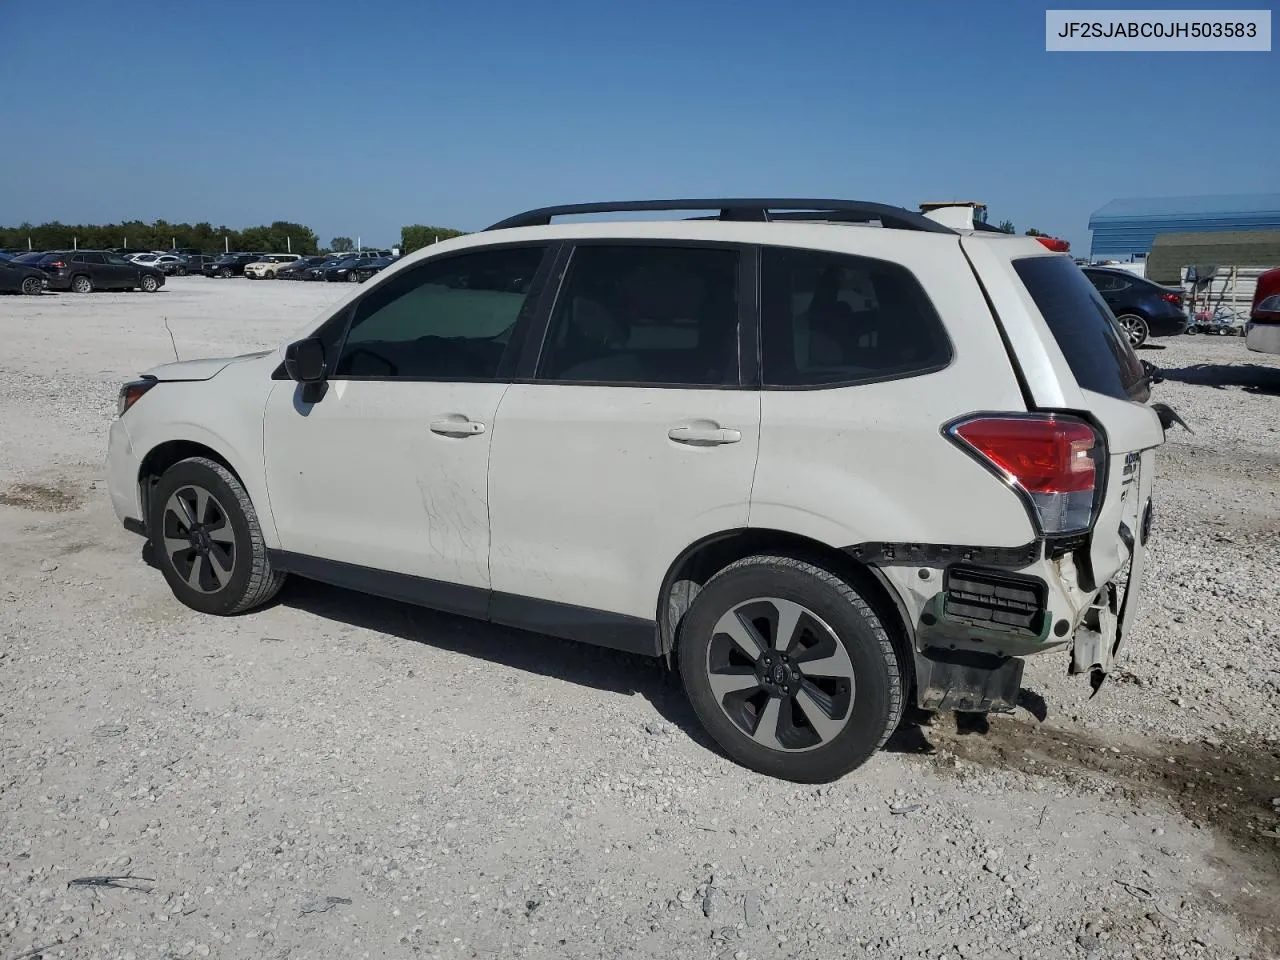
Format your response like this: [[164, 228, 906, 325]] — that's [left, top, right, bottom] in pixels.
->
[[760, 246, 952, 387], [1012, 256, 1147, 402]]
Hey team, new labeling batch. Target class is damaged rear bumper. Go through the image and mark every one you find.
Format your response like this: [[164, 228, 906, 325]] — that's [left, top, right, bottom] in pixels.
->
[[848, 489, 1153, 712]]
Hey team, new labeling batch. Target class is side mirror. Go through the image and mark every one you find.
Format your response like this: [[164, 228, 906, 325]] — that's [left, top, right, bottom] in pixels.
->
[[284, 337, 326, 383]]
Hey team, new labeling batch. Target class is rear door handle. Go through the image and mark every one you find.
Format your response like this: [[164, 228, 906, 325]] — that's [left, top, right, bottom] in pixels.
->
[[668, 424, 742, 446], [429, 417, 486, 437]]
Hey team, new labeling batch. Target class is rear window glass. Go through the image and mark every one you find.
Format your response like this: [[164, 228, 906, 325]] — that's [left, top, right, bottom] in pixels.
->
[[1013, 256, 1146, 401]]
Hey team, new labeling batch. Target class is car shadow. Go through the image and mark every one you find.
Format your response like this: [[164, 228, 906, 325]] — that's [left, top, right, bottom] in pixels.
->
[[141, 541, 1047, 766], [1158, 362, 1280, 395], [274, 575, 722, 753]]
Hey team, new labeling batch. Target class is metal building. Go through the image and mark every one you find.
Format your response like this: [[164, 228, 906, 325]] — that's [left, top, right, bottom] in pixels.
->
[[1087, 193, 1280, 260]]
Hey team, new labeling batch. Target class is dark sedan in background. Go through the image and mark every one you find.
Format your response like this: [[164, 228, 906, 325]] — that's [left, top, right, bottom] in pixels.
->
[[37, 251, 165, 293], [304, 256, 355, 281], [277, 256, 329, 280], [0, 256, 48, 295], [324, 255, 388, 282], [1082, 267, 1187, 348], [350, 256, 397, 282], [203, 253, 267, 278]]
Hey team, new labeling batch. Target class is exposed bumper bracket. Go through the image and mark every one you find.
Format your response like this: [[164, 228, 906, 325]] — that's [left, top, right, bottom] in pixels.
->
[[913, 647, 1024, 713]]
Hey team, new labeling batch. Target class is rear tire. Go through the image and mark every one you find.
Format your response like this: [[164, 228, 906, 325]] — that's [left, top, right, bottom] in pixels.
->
[[70, 275, 92, 294], [678, 555, 903, 783], [219, 267, 232, 279], [149, 457, 286, 616], [1116, 313, 1149, 348], [140, 274, 159, 292], [20, 276, 42, 296]]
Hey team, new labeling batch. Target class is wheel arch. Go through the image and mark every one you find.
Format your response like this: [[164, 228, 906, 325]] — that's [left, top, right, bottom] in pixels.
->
[[136, 439, 249, 534], [656, 527, 914, 689]]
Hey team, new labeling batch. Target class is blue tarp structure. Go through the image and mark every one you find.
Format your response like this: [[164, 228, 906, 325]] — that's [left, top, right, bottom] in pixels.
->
[[1088, 194, 1280, 259]]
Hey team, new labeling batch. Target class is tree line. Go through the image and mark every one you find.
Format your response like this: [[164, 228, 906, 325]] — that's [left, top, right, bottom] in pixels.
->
[[0, 220, 321, 255], [0, 220, 470, 256]]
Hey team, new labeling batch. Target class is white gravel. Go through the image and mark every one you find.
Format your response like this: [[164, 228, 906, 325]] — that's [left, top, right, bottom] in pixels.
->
[[1, 279, 1278, 960]]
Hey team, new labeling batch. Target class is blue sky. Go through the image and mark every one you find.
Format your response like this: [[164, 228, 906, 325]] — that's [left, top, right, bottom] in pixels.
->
[[0, 0, 1275, 252]]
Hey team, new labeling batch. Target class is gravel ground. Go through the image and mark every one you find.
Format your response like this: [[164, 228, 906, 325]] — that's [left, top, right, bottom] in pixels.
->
[[1, 279, 1278, 960]]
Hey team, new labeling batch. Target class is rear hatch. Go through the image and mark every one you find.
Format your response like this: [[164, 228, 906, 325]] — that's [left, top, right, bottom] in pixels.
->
[[960, 238, 1165, 610]]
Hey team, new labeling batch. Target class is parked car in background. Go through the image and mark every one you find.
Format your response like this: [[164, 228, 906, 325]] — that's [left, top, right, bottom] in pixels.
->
[[39, 250, 165, 293], [244, 254, 303, 279], [179, 255, 216, 276], [323, 255, 386, 282], [1081, 267, 1187, 348], [304, 256, 352, 281], [149, 254, 188, 275], [204, 253, 267, 278], [0, 256, 48, 295], [1246, 265, 1280, 355], [276, 256, 328, 280], [350, 256, 397, 282]]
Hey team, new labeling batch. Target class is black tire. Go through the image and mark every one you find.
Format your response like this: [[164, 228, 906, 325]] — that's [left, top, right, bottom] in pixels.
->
[[219, 267, 232, 279], [140, 274, 159, 292], [149, 457, 285, 616], [70, 274, 92, 294], [20, 276, 42, 296], [177, 267, 188, 277], [1116, 313, 1149, 348], [678, 555, 903, 783]]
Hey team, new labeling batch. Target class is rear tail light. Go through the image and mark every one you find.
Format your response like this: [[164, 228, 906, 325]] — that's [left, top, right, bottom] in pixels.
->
[[117, 377, 158, 416], [1161, 292, 1183, 305], [946, 414, 1103, 535], [48, 260, 66, 269]]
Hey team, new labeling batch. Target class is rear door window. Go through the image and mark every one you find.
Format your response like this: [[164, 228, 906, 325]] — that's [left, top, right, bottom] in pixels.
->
[[1013, 256, 1146, 401]]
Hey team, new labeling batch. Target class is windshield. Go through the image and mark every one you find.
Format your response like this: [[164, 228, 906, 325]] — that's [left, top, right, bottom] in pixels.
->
[[1012, 255, 1148, 402]]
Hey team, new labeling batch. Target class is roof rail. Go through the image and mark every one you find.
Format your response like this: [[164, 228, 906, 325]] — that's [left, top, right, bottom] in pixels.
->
[[485, 199, 955, 234]]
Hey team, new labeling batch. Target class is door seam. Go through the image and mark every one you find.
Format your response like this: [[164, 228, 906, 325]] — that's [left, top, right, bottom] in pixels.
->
[[484, 382, 515, 616]]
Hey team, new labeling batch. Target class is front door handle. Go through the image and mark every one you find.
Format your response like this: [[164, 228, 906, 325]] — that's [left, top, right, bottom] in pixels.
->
[[668, 424, 742, 446], [429, 417, 486, 437]]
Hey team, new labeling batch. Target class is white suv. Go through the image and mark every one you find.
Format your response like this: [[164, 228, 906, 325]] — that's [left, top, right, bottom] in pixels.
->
[[244, 254, 303, 279], [107, 199, 1169, 783]]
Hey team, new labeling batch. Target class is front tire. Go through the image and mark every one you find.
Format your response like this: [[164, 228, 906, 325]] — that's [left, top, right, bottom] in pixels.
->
[[71, 275, 92, 294], [140, 274, 159, 292], [20, 276, 42, 296], [678, 555, 903, 783], [219, 267, 232, 279], [150, 457, 286, 616], [1116, 313, 1149, 348]]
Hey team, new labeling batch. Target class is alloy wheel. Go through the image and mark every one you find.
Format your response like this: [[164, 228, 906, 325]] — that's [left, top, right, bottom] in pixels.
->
[[1118, 314, 1148, 347], [705, 597, 856, 752], [161, 485, 236, 594], [21, 276, 42, 296]]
